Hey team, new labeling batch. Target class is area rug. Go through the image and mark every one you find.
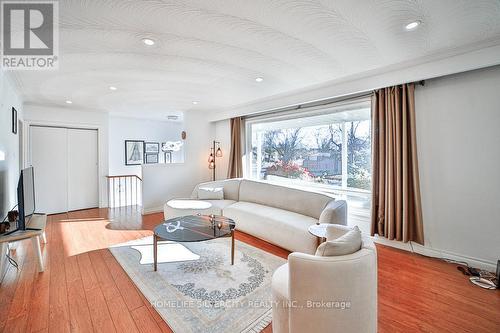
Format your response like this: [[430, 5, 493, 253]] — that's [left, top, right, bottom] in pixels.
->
[[109, 236, 287, 333]]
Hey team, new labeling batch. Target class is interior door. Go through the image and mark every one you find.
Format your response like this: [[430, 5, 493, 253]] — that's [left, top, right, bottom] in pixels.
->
[[67, 128, 99, 211], [30, 126, 68, 214]]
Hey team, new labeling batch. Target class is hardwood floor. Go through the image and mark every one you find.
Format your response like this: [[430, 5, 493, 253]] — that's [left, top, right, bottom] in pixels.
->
[[0, 208, 498, 333]]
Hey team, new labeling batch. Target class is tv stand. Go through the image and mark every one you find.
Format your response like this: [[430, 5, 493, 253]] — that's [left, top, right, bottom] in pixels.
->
[[4, 227, 41, 235], [0, 214, 47, 275]]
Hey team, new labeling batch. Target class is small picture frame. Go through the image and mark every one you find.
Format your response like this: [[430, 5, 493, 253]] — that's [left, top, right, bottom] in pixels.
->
[[12, 107, 17, 134], [164, 151, 172, 164], [144, 142, 160, 154], [145, 153, 159, 164], [125, 140, 144, 165]]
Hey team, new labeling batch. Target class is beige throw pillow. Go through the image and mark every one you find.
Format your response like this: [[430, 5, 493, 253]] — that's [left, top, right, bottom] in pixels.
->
[[198, 187, 224, 200], [325, 224, 352, 240], [315, 226, 362, 256]]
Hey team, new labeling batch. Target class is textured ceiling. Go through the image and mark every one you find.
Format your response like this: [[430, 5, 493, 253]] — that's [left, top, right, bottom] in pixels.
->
[[10, 0, 500, 119]]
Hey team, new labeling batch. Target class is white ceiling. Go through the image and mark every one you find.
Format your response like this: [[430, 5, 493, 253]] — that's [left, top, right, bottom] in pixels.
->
[[10, 0, 500, 120]]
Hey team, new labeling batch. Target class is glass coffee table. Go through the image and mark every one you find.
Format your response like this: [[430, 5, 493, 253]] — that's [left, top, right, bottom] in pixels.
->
[[153, 214, 236, 271]]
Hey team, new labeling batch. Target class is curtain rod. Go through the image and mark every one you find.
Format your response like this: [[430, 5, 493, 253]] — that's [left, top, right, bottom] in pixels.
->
[[243, 80, 425, 120], [243, 90, 373, 120]]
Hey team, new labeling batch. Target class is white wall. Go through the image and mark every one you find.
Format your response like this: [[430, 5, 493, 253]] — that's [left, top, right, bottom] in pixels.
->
[[108, 116, 184, 177], [142, 112, 214, 213], [415, 66, 500, 268], [0, 72, 23, 218], [214, 119, 231, 180], [23, 104, 110, 208]]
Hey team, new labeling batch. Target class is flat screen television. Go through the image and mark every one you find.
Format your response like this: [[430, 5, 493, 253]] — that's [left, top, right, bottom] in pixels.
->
[[6, 166, 39, 235]]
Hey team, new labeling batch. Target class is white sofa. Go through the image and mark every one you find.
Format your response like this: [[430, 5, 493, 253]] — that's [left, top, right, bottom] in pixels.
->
[[271, 233, 377, 333], [163, 179, 347, 254]]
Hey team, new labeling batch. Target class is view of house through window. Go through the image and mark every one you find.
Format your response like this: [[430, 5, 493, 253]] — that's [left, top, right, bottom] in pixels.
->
[[245, 99, 372, 232]]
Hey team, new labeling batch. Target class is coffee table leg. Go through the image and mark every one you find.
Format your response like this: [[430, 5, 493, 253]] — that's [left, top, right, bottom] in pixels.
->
[[231, 230, 235, 265], [153, 234, 158, 271]]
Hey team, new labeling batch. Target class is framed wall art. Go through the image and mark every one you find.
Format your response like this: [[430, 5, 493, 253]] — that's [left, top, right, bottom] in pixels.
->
[[125, 140, 144, 165], [145, 153, 159, 164], [144, 142, 160, 154]]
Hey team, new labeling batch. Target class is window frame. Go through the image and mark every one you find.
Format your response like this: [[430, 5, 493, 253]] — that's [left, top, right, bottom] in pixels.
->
[[243, 97, 372, 196]]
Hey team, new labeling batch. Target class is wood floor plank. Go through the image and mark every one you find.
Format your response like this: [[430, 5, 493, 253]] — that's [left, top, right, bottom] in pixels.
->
[[3, 244, 36, 333], [130, 306, 162, 333], [107, 296, 140, 333], [76, 253, 98, 291], [47, 218, 71, 333], [138, 292, 164, 324], [0, 242, 30, 331], [85, 287, 116, 333], [25, 253, 50, 332], [155, 319, 174, 333], [88, 250, 121, 300], [102, 250, 144, 311], [66, 278, 94, 333]]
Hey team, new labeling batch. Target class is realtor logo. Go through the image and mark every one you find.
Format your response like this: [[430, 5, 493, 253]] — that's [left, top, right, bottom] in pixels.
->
[[1, 1, 59, 70]]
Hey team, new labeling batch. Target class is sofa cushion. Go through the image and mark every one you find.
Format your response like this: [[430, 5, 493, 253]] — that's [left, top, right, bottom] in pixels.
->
[[238, 179, 333, 219], [164, 199, 235, 219], [197, 187, 224, 200], [315, 226, 362, 256], [325, 223, 352, 240], [224, 201, 319, 254], [319, 200, 348, 225], [191, 179, 241, 201]]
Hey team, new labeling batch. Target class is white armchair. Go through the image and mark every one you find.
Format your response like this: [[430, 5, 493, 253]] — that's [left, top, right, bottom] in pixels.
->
[[271, 236, 377, 333]]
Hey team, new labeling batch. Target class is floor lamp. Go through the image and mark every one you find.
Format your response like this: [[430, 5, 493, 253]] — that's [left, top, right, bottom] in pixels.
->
[[208, 140, 223, 181]]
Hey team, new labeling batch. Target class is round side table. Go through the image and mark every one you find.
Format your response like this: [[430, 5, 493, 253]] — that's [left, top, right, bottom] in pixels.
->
[[308, 223, 330, 247]]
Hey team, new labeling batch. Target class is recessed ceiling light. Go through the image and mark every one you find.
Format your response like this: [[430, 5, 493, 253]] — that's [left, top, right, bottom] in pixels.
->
[[255, 77, 264, 82], [109, 86, 117, 91], [405, 20, 421, 31], [65, 100, 73, 104], [142, 38, 155, 46], [192, 101, 198, 105]]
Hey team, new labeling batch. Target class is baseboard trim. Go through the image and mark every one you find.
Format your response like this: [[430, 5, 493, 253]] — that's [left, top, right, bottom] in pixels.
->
[[370, 235, 496, 272]]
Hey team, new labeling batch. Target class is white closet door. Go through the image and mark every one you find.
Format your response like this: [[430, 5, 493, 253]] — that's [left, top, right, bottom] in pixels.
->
[[30, 126, 68, 214], [67, 129, 99, 211]]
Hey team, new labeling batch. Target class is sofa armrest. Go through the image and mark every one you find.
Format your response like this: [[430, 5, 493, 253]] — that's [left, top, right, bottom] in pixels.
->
[[319, 200, 347, 225], [190, 186, 199, 199]]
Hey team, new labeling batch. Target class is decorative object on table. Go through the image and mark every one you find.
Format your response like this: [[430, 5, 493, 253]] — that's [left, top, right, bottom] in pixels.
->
[[109, 236, 286, 333], [0, 222, 10, 234], [7, 210, 18, 223], [145, 153, 159, 164], [164, 151, 172, 163], [2, 209, 16, 235], [144, 142, 160, 154], [11, 107, 17, 134], [181, 131, 186, 140], [125, 140, 144, 165], [207, 140, 223, 181], [161, 141, 183, 164]]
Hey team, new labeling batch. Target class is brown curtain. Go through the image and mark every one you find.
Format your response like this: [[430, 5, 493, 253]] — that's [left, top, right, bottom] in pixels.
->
[[227, 117, 243, 178], [370, 83, 424, 244]]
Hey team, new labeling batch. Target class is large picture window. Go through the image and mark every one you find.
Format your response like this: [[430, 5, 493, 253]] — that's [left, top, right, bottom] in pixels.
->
[[245, 99, 371, 230]]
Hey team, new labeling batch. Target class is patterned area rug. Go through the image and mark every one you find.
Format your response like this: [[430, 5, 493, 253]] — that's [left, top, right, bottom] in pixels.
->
[[109, 236, 286, 333]]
